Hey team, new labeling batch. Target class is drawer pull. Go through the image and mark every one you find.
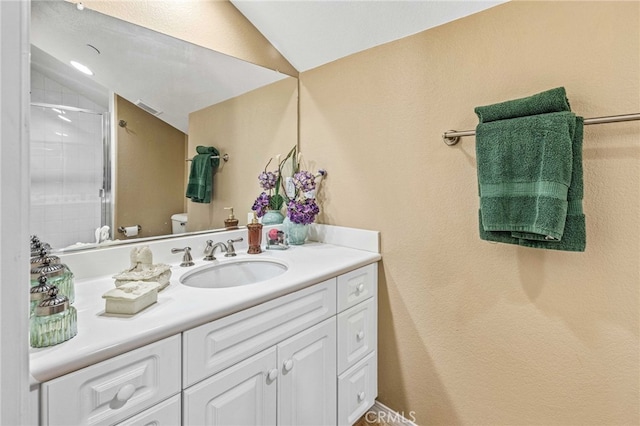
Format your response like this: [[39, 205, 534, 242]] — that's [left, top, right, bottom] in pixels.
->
[[356, 330, 365, 340], [283, 359, 294, 372], [356, 283, 365, 293], [267, 369, 278, 381], [115, 383, 136, 404], [357, 391, 366, 402]]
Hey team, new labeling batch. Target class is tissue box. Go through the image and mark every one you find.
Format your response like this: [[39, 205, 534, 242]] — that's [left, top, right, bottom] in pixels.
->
[[102, 281, 159, 315]]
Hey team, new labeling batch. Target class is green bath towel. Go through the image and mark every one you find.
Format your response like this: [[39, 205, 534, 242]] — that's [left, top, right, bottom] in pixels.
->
[[185, 146, 220, 204], [475, 87, 586, 252]]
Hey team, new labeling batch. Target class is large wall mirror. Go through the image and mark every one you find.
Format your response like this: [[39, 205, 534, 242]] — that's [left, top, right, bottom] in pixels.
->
[[30, 0, 298, 252]]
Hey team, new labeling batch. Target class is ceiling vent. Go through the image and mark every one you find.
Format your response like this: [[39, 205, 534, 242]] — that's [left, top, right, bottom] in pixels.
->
[[134, 100, 162, 116]]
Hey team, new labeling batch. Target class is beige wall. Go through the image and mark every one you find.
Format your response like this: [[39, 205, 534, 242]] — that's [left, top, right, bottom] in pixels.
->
[[78, 0, 297, 77], [187, 77, 298, 231], [115, 96, 187, 239], [299, 2, 639, 425]]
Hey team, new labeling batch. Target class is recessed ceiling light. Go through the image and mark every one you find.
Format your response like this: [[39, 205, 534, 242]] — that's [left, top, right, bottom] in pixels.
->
[[58, 115, 72, 123], [51, 108, 62, 114], [70, 60, 93, 76], [55, 132, 69, 137]]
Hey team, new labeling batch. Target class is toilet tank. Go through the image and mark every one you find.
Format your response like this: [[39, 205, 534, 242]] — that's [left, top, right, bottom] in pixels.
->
[[171, 213, 188, 234]]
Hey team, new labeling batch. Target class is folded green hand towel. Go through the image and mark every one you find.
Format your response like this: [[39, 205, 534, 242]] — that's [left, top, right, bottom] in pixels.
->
[[475, 87, 586, 252], [185, 146, 220, 204], [475, 87, 571, 123]]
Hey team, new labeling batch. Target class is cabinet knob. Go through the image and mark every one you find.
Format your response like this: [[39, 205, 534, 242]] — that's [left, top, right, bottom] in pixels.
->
[[356, 283, 365, 293], [115, 383, 136, 403], [283, 359, 294, 372], [356, 330, 365, 340], [267, 369, 278, 381], [357, 391, 366, 403]]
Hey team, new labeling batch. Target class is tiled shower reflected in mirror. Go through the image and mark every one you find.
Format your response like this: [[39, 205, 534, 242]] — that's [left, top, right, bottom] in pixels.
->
[[30, 67, 109, 249]]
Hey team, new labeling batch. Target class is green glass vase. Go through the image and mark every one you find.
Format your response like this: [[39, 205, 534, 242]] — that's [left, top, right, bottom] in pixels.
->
[[262, 210, 284, 225], [283, 217, 309, 245]]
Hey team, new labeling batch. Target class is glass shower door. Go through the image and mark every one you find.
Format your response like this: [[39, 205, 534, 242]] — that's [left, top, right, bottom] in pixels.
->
[[30, 104, 109, 250]]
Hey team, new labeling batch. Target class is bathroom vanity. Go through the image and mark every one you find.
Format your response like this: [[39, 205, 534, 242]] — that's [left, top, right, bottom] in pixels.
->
[[29, 225, 380, 426]]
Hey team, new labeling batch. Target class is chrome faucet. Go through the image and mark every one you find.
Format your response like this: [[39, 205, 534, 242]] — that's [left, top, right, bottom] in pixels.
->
[[171, 246, 194, 267], [203, 237, 244, 260], [225, 237, 243, 257], [203, 240, 228, 261]]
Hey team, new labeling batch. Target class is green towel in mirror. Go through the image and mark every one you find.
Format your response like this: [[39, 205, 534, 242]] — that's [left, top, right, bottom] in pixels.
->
[[186, 146, 220, 204]]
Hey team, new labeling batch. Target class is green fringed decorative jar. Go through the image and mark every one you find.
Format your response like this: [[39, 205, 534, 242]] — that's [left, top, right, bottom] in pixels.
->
[[30, 286, 77, 348]]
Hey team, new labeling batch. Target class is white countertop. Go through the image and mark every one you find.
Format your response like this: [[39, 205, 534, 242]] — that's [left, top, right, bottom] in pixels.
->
[[30, 239, 380, 383]]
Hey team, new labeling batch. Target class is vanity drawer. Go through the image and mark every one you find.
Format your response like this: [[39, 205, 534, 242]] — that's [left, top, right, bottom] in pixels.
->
[[337, 263, 377, 312], [337, 351, 377, 426], [115, 394, 181, 426], [183, 279, 336, 387], [40, 335, 181, 426], [337, 297, 377, 374]]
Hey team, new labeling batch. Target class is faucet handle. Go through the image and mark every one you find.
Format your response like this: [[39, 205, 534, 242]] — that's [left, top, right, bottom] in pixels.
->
[[225, 237, 243, 257], [171, 247, 195, 267]]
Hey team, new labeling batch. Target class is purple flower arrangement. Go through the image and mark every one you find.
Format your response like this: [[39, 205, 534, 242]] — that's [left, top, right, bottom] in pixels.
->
[[286, 169, 326, 225], [251, 146, 326, 224]]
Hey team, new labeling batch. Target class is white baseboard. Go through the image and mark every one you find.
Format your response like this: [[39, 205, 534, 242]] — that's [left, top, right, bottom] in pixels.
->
[[364, 401, 418, 426]]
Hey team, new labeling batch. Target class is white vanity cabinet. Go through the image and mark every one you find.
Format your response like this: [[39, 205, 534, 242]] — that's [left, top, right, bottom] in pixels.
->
[[37, 262, 378, 426], [181, 262, 377, 426]]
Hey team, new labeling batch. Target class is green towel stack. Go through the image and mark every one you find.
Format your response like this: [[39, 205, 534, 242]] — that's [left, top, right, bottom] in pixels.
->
[[475, 87, 586, 252], [185, 146, 220, 204]]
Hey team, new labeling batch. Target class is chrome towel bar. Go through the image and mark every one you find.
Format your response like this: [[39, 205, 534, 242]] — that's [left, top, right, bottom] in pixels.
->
[[443, 112, 640, 146]]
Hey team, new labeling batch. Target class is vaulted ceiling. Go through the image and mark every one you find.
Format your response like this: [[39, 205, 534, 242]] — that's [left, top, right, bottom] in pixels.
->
[[231, 0, 506, 72], [31, 0, 506, 133]]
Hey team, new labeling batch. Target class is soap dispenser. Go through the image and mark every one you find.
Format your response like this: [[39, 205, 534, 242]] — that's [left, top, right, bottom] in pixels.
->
[[247, 212, 263, 254], [224, 207, 239, 230]]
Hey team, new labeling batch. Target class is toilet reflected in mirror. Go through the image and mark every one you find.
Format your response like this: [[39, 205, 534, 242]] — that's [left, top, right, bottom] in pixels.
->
[[171, 214, 188, 235]]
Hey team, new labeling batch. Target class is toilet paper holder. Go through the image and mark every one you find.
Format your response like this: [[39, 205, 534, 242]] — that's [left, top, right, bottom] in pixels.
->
[[118, 225, 142, 234]]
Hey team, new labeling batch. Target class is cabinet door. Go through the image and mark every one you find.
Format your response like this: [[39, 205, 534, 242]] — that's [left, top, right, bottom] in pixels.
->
[[183, 347, 277, 426], [277, 317, 337, 426]]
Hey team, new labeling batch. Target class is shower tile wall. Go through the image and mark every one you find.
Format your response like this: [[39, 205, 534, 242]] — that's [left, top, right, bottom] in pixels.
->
[[30, 69, 105, 249]]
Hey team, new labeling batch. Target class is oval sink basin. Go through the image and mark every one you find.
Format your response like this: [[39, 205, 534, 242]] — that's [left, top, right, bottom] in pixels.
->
[[180, 259, 288, 289]]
